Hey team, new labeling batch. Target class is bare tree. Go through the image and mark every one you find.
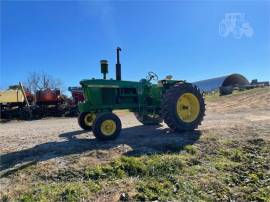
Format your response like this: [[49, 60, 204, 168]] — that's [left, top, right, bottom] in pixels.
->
[[26, 72, 40, 92], [25, 72, 64, 93]]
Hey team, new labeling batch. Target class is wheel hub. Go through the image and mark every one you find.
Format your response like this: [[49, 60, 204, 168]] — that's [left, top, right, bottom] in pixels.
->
[[176, 93, 200, 123], [101, 120, 116, 136], [84, 113, 96, 126]]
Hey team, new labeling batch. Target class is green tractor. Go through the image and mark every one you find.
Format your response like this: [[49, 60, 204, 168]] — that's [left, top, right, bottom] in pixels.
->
[[78, 48, 205, 140]]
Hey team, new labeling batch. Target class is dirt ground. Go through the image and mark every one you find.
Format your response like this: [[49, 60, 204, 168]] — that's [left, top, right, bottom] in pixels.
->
[[0, 87, 270, 199]]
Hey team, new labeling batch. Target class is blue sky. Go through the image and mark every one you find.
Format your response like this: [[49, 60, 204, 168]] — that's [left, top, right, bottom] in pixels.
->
[[1, 0, 270, 91]]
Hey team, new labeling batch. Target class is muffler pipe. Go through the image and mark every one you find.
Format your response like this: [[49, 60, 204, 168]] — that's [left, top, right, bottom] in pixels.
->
[[116, 47, 121, 80]]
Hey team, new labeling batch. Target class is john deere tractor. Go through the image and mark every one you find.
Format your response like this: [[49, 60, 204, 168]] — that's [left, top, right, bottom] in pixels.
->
[[78, 48, 205, 140]]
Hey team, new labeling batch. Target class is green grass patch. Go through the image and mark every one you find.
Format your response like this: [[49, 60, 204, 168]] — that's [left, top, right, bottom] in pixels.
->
[[184, 145, 199, 155], [10, 137, 270, 201], [84, 155, 186, 180], [135, 177, 207, 201], [18, 181, 101, 202]]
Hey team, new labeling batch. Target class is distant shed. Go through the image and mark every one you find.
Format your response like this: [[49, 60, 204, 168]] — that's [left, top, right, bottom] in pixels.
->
[[193, 74, 249, 92]]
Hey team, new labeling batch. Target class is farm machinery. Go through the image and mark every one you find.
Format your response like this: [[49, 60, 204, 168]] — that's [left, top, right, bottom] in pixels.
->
[[0, 83, 33, 119], [0, 84, 71, 119], [78, 48, 206, 140]]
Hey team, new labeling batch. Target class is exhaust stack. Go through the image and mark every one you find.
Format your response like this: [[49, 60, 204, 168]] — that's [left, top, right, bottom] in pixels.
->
[[116, 47, 122, 80]]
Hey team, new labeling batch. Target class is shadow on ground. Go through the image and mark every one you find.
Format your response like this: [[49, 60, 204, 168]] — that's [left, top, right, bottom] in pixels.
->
[[0, 125, 201, 175]]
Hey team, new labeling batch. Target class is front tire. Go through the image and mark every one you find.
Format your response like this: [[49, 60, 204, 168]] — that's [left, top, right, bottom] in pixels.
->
[[78, 112, 96, 131], [161, 83, 205, 132], [92, 113, 122, 140]]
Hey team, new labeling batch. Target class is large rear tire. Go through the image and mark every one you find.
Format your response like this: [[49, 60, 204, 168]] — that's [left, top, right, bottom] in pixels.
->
[[161, 83, 205, 132]]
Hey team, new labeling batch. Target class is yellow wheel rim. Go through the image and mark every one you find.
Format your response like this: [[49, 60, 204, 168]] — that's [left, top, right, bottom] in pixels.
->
[[84, 113, 96, 126], [100, 120, 117, 136], [176, 93, 200, 123]]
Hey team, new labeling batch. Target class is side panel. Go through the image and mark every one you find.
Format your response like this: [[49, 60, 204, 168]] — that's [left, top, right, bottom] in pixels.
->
[[102, 88, 117, 105], [85, 87, 103, 106], [79, 79, 143, 112]]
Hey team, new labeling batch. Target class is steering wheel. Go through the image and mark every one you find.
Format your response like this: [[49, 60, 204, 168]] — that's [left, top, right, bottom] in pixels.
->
[[146, 72, 159, 81]]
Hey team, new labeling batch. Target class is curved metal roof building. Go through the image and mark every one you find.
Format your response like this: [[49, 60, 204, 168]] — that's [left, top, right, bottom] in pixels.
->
[[193, 74, 249, 92]]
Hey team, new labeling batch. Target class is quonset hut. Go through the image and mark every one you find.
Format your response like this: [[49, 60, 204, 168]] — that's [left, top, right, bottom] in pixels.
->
[[193, 74, 249, 93]]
